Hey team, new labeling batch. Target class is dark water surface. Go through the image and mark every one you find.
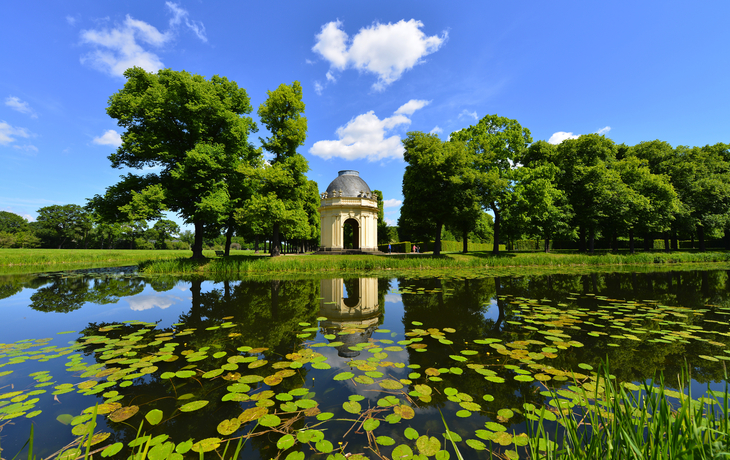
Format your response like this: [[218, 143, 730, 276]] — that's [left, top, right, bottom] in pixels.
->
[[1, 268, 729, 459]]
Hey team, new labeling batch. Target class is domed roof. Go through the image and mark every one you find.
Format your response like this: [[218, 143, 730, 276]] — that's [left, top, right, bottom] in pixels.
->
[[325, 170, 372, 197]]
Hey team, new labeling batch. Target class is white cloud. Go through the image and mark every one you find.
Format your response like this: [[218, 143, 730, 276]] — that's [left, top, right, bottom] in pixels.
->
[[385, 217, 397, 226], [385, 293, 402, 303], [5, 97, 37, 118], [429, 126, 443, 135], [0, 121, 30, 145], [548, 131, 579, 145], [458, 109, 478, 121], [66, 15, 77, 26], [596, 126, 611, 135], [312, 19, 447, 91], [166, 2, 207, 42], [13, 144, 38, 155], [310, 99, 428, 161], [394, 99, 430, 116], [127, 294, 181, 311], [313, 81, 324, 96], [80, 4, 205, 77], [383, 199, 402, 208], [93, 129, 122, 147]]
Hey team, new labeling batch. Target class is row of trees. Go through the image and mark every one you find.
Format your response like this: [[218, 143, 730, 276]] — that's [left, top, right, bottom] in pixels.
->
[[87, 68, 321, 258], [399, 114, 730, 255], [0, 206, 186, 249]]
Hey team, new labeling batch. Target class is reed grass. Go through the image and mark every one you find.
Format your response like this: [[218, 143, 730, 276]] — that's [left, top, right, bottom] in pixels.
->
[[526, 362, 730, 459], [138, 250, 730, 276]]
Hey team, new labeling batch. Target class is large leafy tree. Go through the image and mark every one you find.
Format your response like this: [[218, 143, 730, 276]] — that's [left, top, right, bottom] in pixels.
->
[[97, 67, 259, 258], [34, 204, 91, 249], [239, 81, 308, 257], [671, 143, 730, 251], [450, 114, 532, 254], [0, 211, 28, 233], [400, 132, 471, 256], [510, 163, 573, 252], [372, 190, 390, 245]]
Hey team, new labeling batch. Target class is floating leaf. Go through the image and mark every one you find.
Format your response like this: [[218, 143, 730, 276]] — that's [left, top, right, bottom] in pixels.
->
[[278, 434, 296, 450], [417, 436, 441, 456], [405, 427, 419, 440], [343, 401, 361, 414], [363, 418, 380, 431], [145, 409, 163, 425], [264, 375, 283, 386], [239, 406, 268, 423], [333, 372, 354, 381], [56, 413, 74, 425], [466, 439, 486, 450], [179, 400, 209, 412], [260, 414, 281, 427], [393, 444, 414, 459], [379, 380, 404, 390], [217, 418, 241, 436], [377, 436, 395, 446], [101, 443, 123, 457], [108, 405, 139, 422], [192, 438, 221, 453]]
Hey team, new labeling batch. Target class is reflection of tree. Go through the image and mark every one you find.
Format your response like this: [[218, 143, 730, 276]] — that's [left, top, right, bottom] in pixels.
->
[[74, 278, 324, 459], [0, 274, 47, 300], [27, 276, 145, 313], [493, 270, 730, 386]]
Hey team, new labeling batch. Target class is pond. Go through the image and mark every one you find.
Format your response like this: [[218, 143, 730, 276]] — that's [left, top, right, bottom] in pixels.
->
[[1, 268, 730, 459]]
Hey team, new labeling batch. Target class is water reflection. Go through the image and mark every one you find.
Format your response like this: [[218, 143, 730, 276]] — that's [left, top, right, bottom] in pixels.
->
[[319, 278, 382, 357], [2, 269, 730, 459]]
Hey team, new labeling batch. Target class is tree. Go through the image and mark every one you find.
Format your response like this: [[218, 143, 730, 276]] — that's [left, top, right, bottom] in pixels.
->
[[99, 67, 259, 258], [0, 211, 28, 233], [511, 163, 573, 252], [450, 114, 533, 254], [400, 132, 470, 256], [671, 144, 730, 251], [241, 81, 308, 257], [372, 190, 390, 245], [151, 219, 180, 249], [34, 204, 91, 249], [552, 134, 620, 253]]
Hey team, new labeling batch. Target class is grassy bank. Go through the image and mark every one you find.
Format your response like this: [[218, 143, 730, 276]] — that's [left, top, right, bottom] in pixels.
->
[[138, 250, 730, 276], [0, 248, 197, 275]]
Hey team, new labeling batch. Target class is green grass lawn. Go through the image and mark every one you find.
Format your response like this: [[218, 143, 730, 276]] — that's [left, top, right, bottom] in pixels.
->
[[4, 248, 730, 276]]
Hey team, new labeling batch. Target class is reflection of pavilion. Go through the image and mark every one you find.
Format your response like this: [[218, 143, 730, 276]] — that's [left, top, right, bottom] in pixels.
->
[[319, 278, 380, 358]]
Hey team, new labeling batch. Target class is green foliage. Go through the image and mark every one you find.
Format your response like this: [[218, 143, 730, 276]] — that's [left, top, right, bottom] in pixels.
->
[[100, 67, 259, 259], [34, 204, 92, 249], [0, 211, 29, 234]]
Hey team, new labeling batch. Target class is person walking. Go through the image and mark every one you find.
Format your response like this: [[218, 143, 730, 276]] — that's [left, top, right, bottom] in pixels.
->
[[388, 243, 391, 254]]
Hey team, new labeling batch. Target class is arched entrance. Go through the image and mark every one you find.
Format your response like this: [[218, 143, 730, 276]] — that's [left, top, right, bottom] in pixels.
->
[[343, 218, 359, 249]]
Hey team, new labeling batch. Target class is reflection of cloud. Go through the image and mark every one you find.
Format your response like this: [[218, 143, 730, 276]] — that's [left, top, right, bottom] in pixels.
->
[[127, 294, 181, 311], [385, 294, 402, 303]]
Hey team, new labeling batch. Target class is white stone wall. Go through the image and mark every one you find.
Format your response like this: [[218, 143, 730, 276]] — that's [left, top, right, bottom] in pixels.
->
[[318, 196, 379, 250]]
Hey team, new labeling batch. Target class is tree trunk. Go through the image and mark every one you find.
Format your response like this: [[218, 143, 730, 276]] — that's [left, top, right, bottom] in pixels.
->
[[434, 221, 443, 256], [612, 230, 618, 253], [224, 219, 234, 256], [698, 225, 706, 252], [579, 226, 586, 253], [664, 231, 670, 252], [544, 233, 550, 253], [271, 223, 281, 257], [462, 227, 468, 253], [629, 228, 635, 254], [191, 221, 205, 259], [671, 227, 678, 250], [589, 229, 595, 254], [492, 204, 501, 254]]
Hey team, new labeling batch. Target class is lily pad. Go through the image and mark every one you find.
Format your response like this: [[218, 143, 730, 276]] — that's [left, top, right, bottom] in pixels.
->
[[217, 418, 241, 435], [108, 405, 139, 422], [179, 400, 209, 412]]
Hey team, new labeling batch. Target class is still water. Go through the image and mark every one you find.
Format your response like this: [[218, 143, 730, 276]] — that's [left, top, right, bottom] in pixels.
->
[[1, 269, 729, 459]]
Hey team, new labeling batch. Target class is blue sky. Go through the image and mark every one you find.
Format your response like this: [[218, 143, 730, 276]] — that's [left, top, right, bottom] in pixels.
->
[[2, 1, 729, 229]]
